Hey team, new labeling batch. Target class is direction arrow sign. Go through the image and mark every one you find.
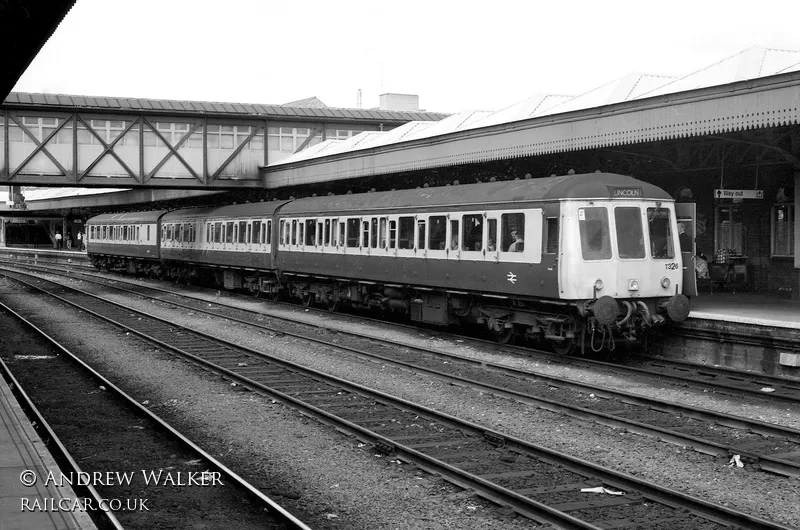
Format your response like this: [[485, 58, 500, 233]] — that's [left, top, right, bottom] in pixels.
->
[[714, 189, 764, 200]]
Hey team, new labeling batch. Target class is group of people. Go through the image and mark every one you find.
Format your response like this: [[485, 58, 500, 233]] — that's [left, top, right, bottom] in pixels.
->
[[54, 229, 85, 251]]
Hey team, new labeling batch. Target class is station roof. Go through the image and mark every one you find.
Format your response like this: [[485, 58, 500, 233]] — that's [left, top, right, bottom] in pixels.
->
[[3, 92, 449, 123], [266, 46, 800, 171]]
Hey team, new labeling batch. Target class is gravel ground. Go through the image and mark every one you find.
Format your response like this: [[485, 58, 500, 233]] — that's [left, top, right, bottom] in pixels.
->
[[3, 274, 799, 529]]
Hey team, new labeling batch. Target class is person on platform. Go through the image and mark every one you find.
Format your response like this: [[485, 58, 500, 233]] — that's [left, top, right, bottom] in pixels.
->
[[77, 230, 84, 251], [678, 223, 692, 252], [55, 231, 62, 250]]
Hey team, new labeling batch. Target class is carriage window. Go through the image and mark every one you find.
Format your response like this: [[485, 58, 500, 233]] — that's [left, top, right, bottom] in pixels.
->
[[370, 218, 378, 248], [428, 216, 446, 250], [615, 207, 645, 259], [305, 220, 316, 246], [213, 223, 220, 243], [462, 214, 483, 251], [388, 220, 397, 249], [317, 221, 323, 246], [324, 220, 331, 246], [252, 221, 261, 244], [346, 218, 360, 248], [206, 223, 211, 242], [545, 218, 559, 254], [501, 213, 525, 252], [265, 220, 271, 244], [338, 221, 345, 246], [379, 218, 388, 249], [246, 223, 252, 244], [417, 219, 426, 250], [398, 217, 414, 249], [237, 221, 245, 243], [449, 219, 460, 250], [362, 221, 369, 248], [647, 207, 674, 259], [224, 222, 233, 243], [291, 220, 298, 245], [579, 207, 611, 260]]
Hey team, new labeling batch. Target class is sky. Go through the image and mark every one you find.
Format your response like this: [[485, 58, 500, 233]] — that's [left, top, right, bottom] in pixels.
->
[[11, 0, 800, 114]]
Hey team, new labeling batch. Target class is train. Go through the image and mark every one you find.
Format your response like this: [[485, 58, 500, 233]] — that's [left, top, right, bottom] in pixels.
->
[[86, 172, 691, 355]]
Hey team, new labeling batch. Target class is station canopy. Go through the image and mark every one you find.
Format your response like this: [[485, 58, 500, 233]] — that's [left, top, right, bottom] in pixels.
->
[[269, 46, 800, 168]]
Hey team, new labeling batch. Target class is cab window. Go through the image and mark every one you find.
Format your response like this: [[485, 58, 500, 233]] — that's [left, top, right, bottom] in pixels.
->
[[578, 207, 611, 260], [615, 207, 645, 259], [647, 207, 675, 259]]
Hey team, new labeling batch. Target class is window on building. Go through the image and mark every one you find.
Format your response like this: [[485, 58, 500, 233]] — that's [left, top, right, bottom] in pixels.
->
[[772, 204, 795, 257], [267, 126, 312, 153], [714, 205, 743, 255]]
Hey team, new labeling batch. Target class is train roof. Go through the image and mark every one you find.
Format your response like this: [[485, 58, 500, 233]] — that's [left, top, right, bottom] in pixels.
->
[[280, 172, 673, 215], [161, 201, 290, 221], [87, 210, 170, 224]]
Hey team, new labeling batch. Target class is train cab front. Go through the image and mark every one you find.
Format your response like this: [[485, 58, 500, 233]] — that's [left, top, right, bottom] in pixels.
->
[[565, 199, 691, 352]]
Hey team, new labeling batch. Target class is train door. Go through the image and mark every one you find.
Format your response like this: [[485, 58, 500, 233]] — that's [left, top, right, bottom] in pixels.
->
[[675, 203, 697, 296]]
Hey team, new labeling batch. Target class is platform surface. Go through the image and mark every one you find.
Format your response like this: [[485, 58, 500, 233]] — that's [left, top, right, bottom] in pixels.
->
[[0, 374, 98, 530], [689, 293, 799, 330]]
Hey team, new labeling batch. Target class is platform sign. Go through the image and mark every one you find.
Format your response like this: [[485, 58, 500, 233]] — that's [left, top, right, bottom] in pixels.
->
[[714, 189, 763, 200]]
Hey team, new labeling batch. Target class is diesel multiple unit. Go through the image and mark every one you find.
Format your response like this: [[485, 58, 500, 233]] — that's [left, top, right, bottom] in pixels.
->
[[86, 172, 691, 354]]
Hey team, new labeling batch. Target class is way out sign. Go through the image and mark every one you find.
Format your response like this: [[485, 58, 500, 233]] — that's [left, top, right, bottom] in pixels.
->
[[714, 189, 764, 200]]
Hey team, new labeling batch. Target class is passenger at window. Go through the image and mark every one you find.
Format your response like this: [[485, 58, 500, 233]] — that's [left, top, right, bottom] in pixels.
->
[[508, 231, 524, 252], [487, 238, 496, 252]]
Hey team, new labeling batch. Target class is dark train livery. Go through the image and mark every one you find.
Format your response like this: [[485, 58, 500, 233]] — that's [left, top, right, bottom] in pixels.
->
[[86, 172, 691, 354]]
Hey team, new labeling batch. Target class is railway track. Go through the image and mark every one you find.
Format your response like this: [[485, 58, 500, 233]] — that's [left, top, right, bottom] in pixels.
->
[[5, 262, 800, 477], [3, 257, 797, 403], [0, 267, 793, 529], [0, 298, 310, 530]]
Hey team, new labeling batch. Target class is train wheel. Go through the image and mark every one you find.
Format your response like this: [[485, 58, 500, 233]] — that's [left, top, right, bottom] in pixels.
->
[[552, 339, 576, 356], [492, 326, 515, 345], [303, 294, 315, 308], [326, 299, 339, 313]]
